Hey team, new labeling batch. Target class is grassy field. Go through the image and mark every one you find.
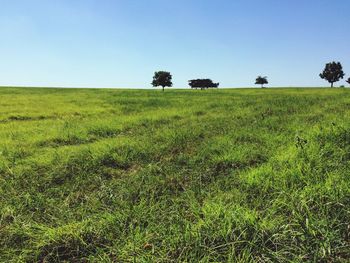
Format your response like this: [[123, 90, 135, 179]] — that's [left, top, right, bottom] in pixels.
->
[[0, 87, 350, 262]]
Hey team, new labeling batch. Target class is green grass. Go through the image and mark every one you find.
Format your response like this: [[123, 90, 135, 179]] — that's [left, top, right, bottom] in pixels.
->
[[0, 87, 350, 262]]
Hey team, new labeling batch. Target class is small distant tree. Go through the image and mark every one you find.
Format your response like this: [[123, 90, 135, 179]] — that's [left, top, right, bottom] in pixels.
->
[[346, 78, 350, 86], [152, 71, 172, 91], [319, 62, 344, 88], [255, 76, 268, 88], [188, 79, 219, 90]]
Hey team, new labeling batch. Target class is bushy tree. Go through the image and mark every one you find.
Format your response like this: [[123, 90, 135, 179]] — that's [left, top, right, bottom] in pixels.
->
[[319, 62, 345, 88], [188, 79, 219, 90], [255, 76, 268, 88], [346, 78, 350, 86], [152, 71, 172, 91]]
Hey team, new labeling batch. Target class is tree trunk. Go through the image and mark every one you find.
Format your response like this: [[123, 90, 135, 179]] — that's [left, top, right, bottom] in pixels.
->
[[331, 82, 334, 88], [162, 86, 164, 92], [261, 84, 263, 88]]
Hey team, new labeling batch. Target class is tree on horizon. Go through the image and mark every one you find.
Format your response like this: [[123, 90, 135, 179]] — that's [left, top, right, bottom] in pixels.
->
[[188, 79, 219, 90], [255, 76, 268, 88], [346, 77, 350, 86], [319, 62, 345, 88], [152, 71, 173, 91]]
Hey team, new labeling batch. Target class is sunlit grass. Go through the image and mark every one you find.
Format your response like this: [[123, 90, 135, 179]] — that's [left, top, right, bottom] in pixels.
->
[[0, 87, 349, 262]]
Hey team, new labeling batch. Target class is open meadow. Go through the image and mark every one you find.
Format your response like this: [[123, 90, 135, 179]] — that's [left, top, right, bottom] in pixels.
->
[[1, 87, 350, 262]]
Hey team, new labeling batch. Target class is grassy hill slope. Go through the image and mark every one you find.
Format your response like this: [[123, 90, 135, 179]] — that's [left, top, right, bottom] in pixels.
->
[[1, 88, 350, 262]]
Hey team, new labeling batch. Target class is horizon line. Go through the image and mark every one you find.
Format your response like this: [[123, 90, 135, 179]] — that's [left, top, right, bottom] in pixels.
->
[[0, 85, 347, 90]]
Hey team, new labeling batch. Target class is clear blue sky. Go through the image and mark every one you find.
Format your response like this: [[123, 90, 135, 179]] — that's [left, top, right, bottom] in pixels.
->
[[0, 0, 349, 88]]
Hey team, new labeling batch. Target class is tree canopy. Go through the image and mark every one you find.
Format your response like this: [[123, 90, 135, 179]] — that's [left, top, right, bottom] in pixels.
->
[[319, 62, 345, 88], [188, 79, 219, 90], [152, 71, 173, 91], [255, 76, 268, 88]]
